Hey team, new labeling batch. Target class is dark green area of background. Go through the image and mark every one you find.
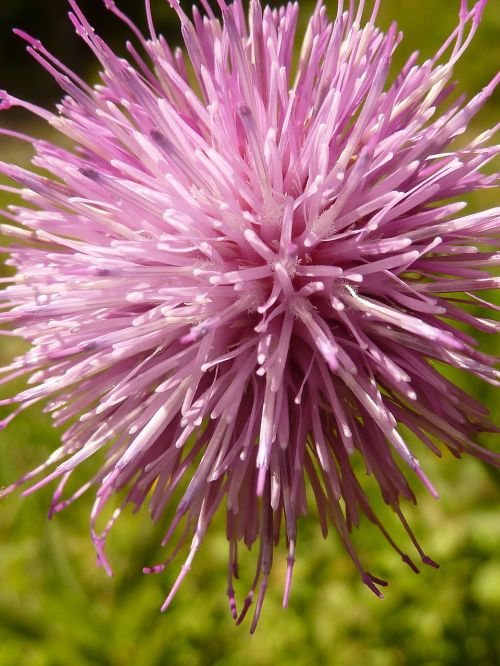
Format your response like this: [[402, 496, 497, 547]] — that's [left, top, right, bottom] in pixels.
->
[[0, 1, 499, 665]]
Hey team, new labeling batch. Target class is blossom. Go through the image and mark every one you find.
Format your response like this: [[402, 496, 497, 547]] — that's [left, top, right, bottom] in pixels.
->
[[0, 0, 498, 631]]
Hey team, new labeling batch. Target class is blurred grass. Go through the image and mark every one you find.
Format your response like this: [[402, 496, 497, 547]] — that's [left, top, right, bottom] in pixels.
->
[[0, 1, 499, 665]]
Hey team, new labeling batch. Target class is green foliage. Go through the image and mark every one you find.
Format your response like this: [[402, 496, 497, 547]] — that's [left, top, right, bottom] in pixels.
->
[[0, 402, 499, 665]]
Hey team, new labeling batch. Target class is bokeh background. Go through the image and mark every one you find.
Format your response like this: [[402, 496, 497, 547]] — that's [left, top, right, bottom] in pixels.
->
[[0, 1, 499, 664]]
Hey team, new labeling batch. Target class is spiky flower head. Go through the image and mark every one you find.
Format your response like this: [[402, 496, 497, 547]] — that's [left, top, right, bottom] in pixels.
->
[[0, 0, 498, 631]]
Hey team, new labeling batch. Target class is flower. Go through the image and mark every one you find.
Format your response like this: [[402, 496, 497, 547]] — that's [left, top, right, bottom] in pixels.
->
[[0, 0, 498, 631]]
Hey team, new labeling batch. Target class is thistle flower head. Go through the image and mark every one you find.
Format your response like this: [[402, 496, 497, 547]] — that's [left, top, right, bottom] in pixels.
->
[[0, 0, 499, 631]]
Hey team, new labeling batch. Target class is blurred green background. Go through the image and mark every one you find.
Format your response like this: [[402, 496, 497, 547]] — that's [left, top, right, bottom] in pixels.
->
[[0, 1, 499, 665]]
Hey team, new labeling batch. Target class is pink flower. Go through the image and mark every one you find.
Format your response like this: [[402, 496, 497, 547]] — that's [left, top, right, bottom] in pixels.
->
[[0, 0, 498, 631]]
